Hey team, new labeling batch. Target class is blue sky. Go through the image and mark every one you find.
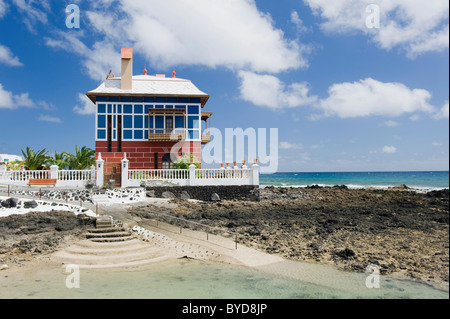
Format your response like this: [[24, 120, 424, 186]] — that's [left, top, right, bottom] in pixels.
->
[[0, 0, 448, 172]]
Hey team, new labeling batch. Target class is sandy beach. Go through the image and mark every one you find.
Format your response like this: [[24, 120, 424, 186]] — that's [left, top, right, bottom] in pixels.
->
[[0, 185, 448, 294]]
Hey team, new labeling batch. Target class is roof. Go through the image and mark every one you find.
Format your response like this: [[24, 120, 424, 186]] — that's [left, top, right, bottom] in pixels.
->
[[86, 75, 210, 107]]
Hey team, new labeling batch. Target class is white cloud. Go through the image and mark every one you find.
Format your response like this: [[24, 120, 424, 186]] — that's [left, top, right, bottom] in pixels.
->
[[45, 32, 120, 81], [433, 101, 449, 119], [46, 0, 308, 80], [38, 114, 62, 123], [318, 78, 435, 118], [384, 120, 400, 127], [0, 45, 23, 66], [291, 10, 311, 35], [73, 93, 96, 115], [382, 145, 397, 153], [279, 142, 304, 150], [432, 142, 442, 147], [304, 0, 449, 57], [11, 0, 49, 31], [0, 83, 33, 109], [0, 0, 7, 19], [238, 71, 317, 109]]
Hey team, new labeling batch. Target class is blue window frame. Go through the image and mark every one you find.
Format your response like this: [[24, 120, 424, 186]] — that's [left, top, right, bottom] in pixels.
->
[[134, 105, 143, 114], [97, 115, 106, 128], [188, 130, 199, 140], [149, 116, 154, 129], [98, 104, 106, 114], [188, 116, 199, 129], [124, 115, 133, 128], [123, 130, 132, 139], [124, 104, 133, 114], [188, 105, 199, 114], [97, 130, 106, 139], [175, 116, 184, 128], [155, 116, 164, 129], [134, 115, 143, 128]]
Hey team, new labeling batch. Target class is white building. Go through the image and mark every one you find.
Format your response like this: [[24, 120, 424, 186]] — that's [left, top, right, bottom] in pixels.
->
[[0, 154, 23, 164]]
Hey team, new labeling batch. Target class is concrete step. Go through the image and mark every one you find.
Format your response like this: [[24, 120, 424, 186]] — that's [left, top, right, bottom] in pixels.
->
[[86, 231, 131, 239], [89, 236, 135, 243], [51, 239, 171, 269]]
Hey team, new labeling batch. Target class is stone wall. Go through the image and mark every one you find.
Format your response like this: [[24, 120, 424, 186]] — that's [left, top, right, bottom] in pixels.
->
[[145, 185, 260, 202]]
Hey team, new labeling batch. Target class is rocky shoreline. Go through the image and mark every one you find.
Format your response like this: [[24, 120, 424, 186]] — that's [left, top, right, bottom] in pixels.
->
[[1, 185, 448, 291], [130, 186, 449, 290]]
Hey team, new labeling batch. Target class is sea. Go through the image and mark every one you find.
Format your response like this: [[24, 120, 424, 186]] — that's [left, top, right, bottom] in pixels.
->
[[260, 171, 449, 191]]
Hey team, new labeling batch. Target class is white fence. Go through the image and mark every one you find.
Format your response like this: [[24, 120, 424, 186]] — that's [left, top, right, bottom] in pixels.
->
[[1, 153, 260, 188], [124, 162, 259, 187], [0, 165, 96, 188]]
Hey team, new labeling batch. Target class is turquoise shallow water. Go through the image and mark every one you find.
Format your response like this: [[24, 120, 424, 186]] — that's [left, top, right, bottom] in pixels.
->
[[260, 171, 449, 191], [1, 259, 448, 299]]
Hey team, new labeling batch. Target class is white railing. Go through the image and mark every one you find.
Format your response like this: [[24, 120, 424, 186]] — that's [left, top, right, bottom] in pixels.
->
[[129, 169, 189, 181], [0, 165, 96, 188], [123, 163, 259, 187], [58, 170, 93, 181], [2, 170, 49, 181]]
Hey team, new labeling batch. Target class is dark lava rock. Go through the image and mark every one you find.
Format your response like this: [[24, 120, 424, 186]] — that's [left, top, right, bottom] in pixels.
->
[[335, 248, 356, 260], [23, 200, 38, 209]]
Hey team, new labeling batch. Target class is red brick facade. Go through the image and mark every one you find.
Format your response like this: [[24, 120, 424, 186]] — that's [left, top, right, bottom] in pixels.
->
[[96, 140, 202, 169]]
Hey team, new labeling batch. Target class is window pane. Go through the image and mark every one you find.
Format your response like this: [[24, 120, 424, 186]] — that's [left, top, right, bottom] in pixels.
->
[[134, 104, 143, 114], [108, 104, 112, 114], [98, 115, 106, 128], [124, 115, 133, 128], [134, 115, 143, 128], [117, 104, 122, 114], [188, 116, 199, 129], [98, 104, 106, 114], [188, 105, 199, 114], [155, 116, 164, 128], [124, 104, 133, 114], [175, 116, 184, 128], [134, 130, 143, 139], [123, 130, 132, 139], [188, 130, 199, 140], [149, 116, 154, 129], [144, 116, 149, 128], [97, 130, 106, 139]]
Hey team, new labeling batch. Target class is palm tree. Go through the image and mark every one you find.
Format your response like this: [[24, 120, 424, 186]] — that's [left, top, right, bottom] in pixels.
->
[[52, 151, 69, 170], [5, 160, 26, 171], [66, 145, 95, 170], [21, 147, 51, 170]]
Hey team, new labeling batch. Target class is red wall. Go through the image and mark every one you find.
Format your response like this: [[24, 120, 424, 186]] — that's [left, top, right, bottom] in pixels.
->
[[96, 141, 201, 169]]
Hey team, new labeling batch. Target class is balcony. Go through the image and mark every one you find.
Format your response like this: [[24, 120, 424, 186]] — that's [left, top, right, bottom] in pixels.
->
[[201, 130, 211, 144], [148, 129, 185, 142]]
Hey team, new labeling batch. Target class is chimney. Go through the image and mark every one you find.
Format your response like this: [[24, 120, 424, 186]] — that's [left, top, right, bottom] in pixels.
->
[[121, 48, 133, 90]]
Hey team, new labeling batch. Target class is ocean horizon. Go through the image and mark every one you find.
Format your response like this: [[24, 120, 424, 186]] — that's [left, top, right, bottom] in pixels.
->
[[260, 171, 449, 191]]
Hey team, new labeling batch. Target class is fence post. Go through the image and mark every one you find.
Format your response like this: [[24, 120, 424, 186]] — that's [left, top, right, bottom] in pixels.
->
[[189, 164, 196, 186], [252, 159, 259, 186], [96, 153, 104, 188], [50, 164, 58, 181], [121, 153, 129, 188]]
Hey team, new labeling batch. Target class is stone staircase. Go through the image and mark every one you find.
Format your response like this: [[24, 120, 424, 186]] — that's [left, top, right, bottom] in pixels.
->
[[51, 215, 171, 269]]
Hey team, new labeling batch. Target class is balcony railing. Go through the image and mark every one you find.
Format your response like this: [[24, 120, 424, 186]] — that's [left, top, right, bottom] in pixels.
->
[[201, 130, 211, 144], [148, 129, 186, 141]]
